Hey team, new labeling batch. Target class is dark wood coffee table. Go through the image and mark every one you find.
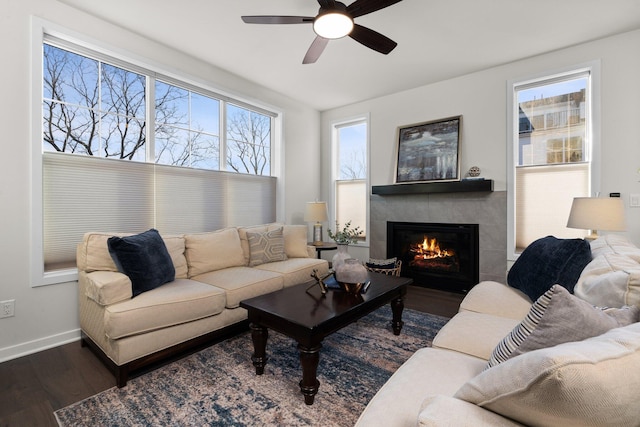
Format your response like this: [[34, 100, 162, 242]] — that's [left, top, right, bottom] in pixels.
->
[[239, 272, 411, 405]]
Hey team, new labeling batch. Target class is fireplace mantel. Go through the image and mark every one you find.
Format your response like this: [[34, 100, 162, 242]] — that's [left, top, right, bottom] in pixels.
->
[[371, 179, 493, 195]]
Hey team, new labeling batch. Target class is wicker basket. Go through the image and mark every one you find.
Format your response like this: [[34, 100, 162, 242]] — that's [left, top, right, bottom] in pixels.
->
[[365, 260, 402, 277]]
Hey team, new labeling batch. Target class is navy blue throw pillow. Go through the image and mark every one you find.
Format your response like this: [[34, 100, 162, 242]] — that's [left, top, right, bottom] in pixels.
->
[[507, 236, 592, 301], [107, 229, 175, 297]]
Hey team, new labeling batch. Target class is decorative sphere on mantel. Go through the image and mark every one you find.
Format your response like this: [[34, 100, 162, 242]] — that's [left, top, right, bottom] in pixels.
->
[[468, 166, 481, 177]]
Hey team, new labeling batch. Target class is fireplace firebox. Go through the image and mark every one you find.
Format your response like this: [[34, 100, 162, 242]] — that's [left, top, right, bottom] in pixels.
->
[[387, 222, 479, 294]]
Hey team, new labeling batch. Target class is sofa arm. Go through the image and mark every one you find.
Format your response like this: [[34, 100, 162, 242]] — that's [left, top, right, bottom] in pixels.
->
[[418, 395, 524, 427], [80, 270, 132, 306]]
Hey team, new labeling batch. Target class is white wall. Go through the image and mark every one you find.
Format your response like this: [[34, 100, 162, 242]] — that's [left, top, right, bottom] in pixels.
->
[[321, 28, 640, 259], [0, 0, 320, 361]]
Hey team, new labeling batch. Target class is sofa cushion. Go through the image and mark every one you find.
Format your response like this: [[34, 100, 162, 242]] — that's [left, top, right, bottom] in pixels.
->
[[354, 348, 486, 427], [455, 322, 640, 427], [459, 281, 532, 320], [418, 395, 524, 427], [254, 257, 329, 288], [162, 235, 188, 279], [282, 225, 310, 258], [84, 270, 132, 305], [104, 279, 226, 339], [107, 229, 176, 297], [433, 311, 521, 361], [507, 235, 592, 301], [184, 228, 246, 277], [487, 284, 639, 368], [247, 227, 287, 266], [192, 266, 283, 308]]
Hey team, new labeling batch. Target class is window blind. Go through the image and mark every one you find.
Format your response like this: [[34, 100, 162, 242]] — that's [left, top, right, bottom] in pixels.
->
[[515, 163, 589, 251], [336, 180, 367, 237], [43, 152, 276, 271]]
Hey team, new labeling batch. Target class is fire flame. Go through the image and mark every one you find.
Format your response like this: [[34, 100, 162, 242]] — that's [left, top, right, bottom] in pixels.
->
[[411, 236, 455, 259]]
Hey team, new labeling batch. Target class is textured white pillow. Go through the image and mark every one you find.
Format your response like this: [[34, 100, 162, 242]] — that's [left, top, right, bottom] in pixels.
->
[[455, 323, 640, 427], [574, 252, 640, 308], [247, 227, 287, 266]]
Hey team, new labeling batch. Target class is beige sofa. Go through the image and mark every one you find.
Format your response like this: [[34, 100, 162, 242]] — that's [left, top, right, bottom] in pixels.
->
[[356, 235, 640, 426], [77, 223, 328, 387]]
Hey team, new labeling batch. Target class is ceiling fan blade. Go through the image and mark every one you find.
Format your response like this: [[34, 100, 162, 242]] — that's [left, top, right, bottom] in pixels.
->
[[349, 24, 397, 54], [303, 36, 330, 64], [241, 16, 314, 24], [346, 0, 403, 18], [317, 0, 337, 8]]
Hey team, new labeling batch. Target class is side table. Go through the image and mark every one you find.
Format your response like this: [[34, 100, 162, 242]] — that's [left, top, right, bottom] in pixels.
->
[[307, 241, 337, 259]]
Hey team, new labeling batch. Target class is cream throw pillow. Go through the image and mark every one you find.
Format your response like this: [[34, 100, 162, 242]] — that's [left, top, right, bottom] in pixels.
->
[[282, 225, 309, 258], [455, 322, 640, 427], [184, 228, 245, 277]]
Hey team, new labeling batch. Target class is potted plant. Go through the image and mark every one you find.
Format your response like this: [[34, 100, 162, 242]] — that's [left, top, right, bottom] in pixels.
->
[[327, 221, 363, 245], [327, 221, 363, 270]]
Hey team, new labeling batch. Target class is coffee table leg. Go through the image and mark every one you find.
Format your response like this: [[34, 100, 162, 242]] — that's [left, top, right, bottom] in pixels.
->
[[298, 343, 321, 405], [391, 297, 405, 335], [249, 323, 268, 375]]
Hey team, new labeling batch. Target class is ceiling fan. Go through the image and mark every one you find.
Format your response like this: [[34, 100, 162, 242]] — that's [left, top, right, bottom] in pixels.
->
[[241, 0, 403, 64]]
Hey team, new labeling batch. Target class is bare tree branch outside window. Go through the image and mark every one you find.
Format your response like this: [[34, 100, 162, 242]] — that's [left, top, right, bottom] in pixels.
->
[[43, 44, 269, 175]]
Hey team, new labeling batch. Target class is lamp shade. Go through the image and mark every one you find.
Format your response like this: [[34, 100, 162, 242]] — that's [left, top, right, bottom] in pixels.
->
[[567, 197, 626, 238], [304, 202, 328, 223]]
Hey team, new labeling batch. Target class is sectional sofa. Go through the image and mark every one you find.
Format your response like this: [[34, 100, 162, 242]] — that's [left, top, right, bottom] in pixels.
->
[[77, 223, 329, 387], [356, 234, 640, 426]]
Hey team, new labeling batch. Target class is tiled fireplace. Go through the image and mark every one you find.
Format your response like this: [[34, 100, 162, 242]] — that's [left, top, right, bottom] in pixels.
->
[[370, 190, 507, 292]]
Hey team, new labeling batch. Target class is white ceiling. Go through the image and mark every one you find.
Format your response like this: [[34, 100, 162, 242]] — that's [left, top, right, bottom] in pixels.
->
[[59, 0, 640, 111]]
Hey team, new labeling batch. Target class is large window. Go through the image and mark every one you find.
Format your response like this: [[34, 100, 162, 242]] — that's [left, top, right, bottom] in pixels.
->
[[508, 64, 599, 259], [35, 32, 279, 285], [332, 118, 368, 243]]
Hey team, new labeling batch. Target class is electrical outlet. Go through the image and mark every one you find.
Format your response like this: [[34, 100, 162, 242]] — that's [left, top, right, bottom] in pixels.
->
[[630, 193, 640, 208], [1, 300, 15, 318]]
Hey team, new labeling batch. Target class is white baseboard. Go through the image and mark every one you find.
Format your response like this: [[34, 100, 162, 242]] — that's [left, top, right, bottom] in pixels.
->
[[0, 328, 81, 363]]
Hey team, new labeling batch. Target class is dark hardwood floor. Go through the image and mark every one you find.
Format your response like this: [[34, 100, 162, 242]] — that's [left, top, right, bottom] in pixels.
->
[[0, 285, 463, 427]]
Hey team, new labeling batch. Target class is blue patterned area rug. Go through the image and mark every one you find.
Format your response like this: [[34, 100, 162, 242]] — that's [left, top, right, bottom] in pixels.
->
[[55, 307, 449, 427]]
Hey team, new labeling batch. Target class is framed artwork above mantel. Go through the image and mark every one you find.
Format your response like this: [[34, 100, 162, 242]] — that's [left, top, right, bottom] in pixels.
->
[[394, 116, 462, 184]]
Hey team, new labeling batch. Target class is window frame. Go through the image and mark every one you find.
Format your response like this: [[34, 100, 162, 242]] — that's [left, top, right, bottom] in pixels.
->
[[30, 18, 283, 287], [330, 114, 370, 246], [507, 61, 601, 262]]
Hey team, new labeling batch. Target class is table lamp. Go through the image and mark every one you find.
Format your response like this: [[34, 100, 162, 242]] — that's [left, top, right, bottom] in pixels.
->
[[304, 201, 328, 246], [566, 197, 626, 240]]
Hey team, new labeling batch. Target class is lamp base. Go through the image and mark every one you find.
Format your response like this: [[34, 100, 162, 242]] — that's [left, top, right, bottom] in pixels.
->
[[312, 223, 323, 246], [584, 231, 600, 241]]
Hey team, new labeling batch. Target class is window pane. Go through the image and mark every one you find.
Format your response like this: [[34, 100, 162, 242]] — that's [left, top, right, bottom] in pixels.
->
[[155, 127, 190, 166], [517, 77, 588, 167], [155, 81, 188, 127], [226, 104, 271, 175], [191, 92, 219, 134], [43, 103, 98, 155], [190, 132, 220, 169], [101, 113, 146, 160], [43, 44, 99, 106], [338, 122, 366, 179], [101, 63, 146, 119], [154, 81, 220, 170]]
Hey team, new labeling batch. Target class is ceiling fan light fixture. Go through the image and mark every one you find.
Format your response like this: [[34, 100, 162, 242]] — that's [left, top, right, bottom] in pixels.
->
[[313, 12, 354, 39]]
